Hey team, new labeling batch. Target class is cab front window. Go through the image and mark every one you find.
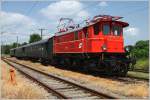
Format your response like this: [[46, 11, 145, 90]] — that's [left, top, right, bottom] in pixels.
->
[[103, 24, 110, 35], [112, 25, 122, 36]]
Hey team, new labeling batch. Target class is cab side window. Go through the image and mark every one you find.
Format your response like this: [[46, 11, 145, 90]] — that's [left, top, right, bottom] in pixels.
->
[[103, 24, 110, 35], [112, 25, 121, 36], [74, 31, 78, 40], [83, 28, 88, 38], [93, 23, 99, 35]]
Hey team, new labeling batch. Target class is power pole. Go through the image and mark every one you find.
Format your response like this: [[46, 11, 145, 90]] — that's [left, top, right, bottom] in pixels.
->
[[1, 41, 3, 55], [16, 36, 18, 47], [1, 32, 5, 55], [38, 28, 47, 39]]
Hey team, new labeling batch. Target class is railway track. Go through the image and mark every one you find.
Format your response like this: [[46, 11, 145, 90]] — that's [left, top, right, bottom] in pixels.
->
[[4, 57, 148, 82], [2, 57, 116, 99]]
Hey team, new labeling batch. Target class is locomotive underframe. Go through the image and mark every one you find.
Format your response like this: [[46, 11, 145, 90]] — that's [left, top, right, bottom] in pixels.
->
[[54, 52, 131, 76]]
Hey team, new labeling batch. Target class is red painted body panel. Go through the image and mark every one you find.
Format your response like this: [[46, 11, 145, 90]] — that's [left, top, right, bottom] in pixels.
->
[[54, 20, 127, 54]]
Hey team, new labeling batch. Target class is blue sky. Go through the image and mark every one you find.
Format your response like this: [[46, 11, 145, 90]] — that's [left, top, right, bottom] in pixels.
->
[[1, 1, 149, 45]]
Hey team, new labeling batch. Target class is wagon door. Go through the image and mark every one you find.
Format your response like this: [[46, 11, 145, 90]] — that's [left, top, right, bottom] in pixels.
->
[[46, 38, 53, 60], [43, 43, 49, 59]]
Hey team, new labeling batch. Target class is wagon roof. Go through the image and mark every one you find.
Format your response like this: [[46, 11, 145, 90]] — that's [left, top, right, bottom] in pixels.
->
[[12, 38, 51, 50], [24, 38, 50, 47]]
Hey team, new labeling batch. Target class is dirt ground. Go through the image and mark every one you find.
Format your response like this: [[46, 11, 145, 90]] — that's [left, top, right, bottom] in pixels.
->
[[1, 60, 51, 99], [9, 57, 149, 99]]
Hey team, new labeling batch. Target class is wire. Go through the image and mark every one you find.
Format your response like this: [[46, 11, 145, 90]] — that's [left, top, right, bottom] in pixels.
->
[[122, 6, 148, 17], [26, 1, 38, 15], [14, 1, 39, 29], [2, 1, 40, 44], [64, 2, 100, 23]]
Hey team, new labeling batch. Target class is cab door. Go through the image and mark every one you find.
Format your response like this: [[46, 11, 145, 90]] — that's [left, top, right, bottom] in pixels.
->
[[101, 22, 111, 52], [111, 23, 124, 52], [102, 22, 124, 53]]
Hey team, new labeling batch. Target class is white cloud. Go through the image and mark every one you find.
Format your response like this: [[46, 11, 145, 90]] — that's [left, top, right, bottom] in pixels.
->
[[0, 11, 39, 43], [76, 10, 90, 22], [40, 1, 90, 22], [124, 27, 139, 37], [39, 1, 90, 35], [0, 11, 37, 35], [99, 1, 108, 7]]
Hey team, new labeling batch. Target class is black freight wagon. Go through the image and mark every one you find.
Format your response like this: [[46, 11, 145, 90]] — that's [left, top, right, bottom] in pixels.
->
[[10, 37, 53, 62], [10, 48, 15, 57]]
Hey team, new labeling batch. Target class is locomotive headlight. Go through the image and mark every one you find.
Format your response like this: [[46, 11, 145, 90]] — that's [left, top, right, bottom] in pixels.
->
[[102, 45, 107, 51]]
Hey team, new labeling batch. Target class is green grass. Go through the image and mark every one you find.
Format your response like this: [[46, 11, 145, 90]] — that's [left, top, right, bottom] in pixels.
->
[[134, 58, 149, 71], [127, 71, 149, 80]]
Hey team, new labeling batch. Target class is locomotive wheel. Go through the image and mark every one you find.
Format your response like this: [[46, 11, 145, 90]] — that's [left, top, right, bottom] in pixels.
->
[[82, 60, 90, 73], [105, 61, 128, 76], [101, 61, 114, 76], [64, 58, 72, 69], [40, 58, 49, 66], [117, 64, 128, 77], [71, 59, 80, 70], [51, 59, 58, 66]]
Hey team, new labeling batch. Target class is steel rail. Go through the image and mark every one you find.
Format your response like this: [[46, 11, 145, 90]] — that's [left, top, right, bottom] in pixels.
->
[[127, 75, 149, 81], [2, 57, 117, 99], [2, 58, 68, 99]]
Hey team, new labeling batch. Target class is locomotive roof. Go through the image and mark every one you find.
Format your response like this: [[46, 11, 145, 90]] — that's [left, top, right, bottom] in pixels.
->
[[55, 27, 83, 36], [55, 20, 128, 36], [55, 21, 100, 36]]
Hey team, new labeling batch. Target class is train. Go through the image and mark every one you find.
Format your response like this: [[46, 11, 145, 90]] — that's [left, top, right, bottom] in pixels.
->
[[10, 15, 135, 76]]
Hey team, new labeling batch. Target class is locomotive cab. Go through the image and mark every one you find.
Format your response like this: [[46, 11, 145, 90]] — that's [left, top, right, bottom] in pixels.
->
[[85, 16, 130, 76], [101, 21, 128, 53], [90, 16, 129, 53]]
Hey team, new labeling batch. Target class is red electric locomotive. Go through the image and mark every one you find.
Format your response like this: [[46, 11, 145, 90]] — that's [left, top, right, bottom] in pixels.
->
[[10, 15, 135, 76], [53, 15, 131, 76]]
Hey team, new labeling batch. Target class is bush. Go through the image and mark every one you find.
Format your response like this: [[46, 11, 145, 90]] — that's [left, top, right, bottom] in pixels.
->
[[134, 58, 149, 72]]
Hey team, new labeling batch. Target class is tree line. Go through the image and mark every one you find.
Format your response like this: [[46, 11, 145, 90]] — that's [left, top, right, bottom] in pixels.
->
[[125, 40, 149, 59], [1, 34, 41, 54]]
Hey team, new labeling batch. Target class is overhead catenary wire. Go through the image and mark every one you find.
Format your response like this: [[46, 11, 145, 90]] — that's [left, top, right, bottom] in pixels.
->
[[4, 1, 39, 33], [2, 1, 148, 44], [26, 1, 39, 16], [118, 5, 146, 16], [121, 6, 148, 17], [67, 1, 148, 27], [2, 1, 39, 44]]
